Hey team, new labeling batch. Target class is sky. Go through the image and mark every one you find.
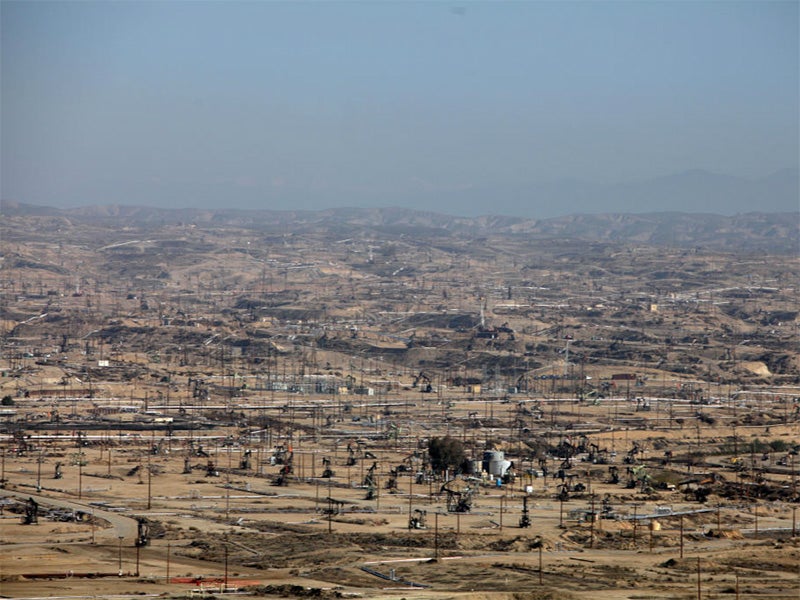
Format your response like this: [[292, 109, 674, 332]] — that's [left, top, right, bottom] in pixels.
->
[[1, 1, 798, 216]]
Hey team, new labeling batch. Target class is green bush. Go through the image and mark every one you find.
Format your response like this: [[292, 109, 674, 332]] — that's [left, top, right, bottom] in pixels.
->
[[428, 436, 467, 473], [768, 439, 789, 452]]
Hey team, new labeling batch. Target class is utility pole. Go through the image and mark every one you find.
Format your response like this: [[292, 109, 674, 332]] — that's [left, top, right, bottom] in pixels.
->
[[118, 536, 124, 575], [37, 449, 43, 492], [224, 544, 229, 589], [696, 557, 701, 600], [408, 474, 413, 526], [225, 445, 231, 520], [327, 476, 333, 534], [753, 504, 758, 537], [78, 452, 83, 499], [538, 544, 543, 585], [434, 512, 439, 561]]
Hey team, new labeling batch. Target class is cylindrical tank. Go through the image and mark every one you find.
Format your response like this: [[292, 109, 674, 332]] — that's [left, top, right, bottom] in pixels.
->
[[650, 520, 661, 531], [483, 450, 511, 477]]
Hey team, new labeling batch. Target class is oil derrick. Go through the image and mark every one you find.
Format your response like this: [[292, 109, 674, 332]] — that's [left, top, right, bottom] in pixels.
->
[[135, 517, 150, 547], [365, 481, 376, 500], [206, 460, 219, 477], [323, 496, 344, 518], [190, 377, 209, 400], [608, 465, 620, 484], [569, 474, 587, 493], [385, 467, 398, 490], [363, 461, 377, 488], [321, 457, 335, 478], [195, 444, 210, 458], [346, 442, 357, 467], [22, 497, 39, 525], [54, 462, 63, 479], [271, 444, 291, 465], [183, 456, 193, 474], [601, 494, 615, 518], [538, 457, 549, 479], [408, 508, 427, 529], [519, 496, 531, 528], [273, 451, 294, 486], [363, 462, 378, 499], [588, 443, 609, 464], [627, 465, 652, 493], [239, 449, 252, 470], [151, 439, 163, 455], [624, 441, 644, 464], [441, 480, 475, 513], [412, 371, 433, 393], [557, 483, 570, 501], [12, 429, 30, 456]]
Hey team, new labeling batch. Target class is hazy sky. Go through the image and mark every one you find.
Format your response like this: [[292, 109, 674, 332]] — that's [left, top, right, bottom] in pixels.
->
[[2, 1, 798, 214]]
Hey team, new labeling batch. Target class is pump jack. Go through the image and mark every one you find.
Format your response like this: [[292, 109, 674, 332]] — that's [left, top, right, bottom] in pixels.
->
[[519, 496, 531, 528], [441, 480, 475, 513]]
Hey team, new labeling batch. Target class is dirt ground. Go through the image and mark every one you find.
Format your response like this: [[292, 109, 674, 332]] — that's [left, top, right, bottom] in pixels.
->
[[2, 390, 799, 600]]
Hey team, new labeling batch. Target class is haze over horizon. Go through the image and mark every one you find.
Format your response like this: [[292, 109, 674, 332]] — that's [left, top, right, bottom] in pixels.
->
[[2, 1, 798, 218]]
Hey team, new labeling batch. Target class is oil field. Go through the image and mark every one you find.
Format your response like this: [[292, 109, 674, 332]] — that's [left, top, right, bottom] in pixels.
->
[[1, 203, 799, 599]]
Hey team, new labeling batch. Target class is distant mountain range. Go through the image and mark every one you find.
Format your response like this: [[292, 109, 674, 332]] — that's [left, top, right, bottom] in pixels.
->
[[2, 198, 797, 254], [2, 168, 797, 218], [400, 168, 799, 217]]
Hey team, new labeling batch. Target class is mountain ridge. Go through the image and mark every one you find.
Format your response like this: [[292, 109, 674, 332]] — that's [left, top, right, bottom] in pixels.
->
[[2, 200, 797, 254]]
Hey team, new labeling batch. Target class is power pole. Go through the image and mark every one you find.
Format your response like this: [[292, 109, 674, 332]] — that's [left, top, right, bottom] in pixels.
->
[[434, 512, 439, 561], [224, 544, 229, 589], [696, 557, 701, 600], [78, 453, 83, 499], [538, 544, 543, 585], [37, 450, 43, 492], [118, 536, 124, 575]]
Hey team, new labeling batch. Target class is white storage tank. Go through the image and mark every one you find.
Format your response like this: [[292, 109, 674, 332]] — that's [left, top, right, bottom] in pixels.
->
[[483, 450, 511, 478]]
